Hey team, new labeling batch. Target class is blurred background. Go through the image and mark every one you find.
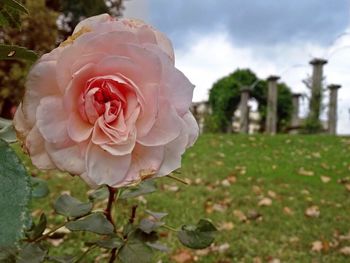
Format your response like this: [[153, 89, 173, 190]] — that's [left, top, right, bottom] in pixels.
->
[[1, 0, 350, 135]]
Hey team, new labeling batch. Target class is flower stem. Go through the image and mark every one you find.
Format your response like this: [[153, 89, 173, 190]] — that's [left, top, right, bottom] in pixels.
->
[[32, 221, 67, 242], [74, 245, 96, 263], [105, 186, 117, 263], [162, 224, 178, 232]]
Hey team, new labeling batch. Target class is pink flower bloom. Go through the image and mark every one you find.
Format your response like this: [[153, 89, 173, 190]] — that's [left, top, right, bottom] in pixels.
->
[[14, 14, 198, 188]]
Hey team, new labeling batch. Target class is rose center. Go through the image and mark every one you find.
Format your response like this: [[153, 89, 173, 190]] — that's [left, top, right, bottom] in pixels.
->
[[79, 77, 128, 124]]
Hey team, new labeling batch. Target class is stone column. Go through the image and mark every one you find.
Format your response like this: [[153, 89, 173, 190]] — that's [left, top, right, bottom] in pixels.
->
[[239, 86, 251, 134], [265, 75, 280, 134], [328, 84, 341, 135], [308, 58, 327, 124], [290, 93, 302, 134]]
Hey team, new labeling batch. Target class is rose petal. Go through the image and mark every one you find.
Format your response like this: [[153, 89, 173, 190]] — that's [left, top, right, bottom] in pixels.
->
[[45, 142, 85, 175], [67, 111, 93, 142], [85, 143, 131, 186], [182, 111, 199, 148], [137, 101, 182, 146], [26, 127, 55, 169], [36, 96, 69, 146]]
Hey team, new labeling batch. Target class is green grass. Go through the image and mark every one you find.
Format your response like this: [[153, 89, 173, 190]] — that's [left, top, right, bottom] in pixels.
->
[[24, 135, 350, 262]]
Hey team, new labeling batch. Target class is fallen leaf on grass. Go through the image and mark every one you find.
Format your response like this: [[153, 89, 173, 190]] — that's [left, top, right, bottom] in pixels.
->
[[298, 167, 314, 176], [247, 210, 263, 221], [258, 197, 272, 207], [171, 249, 194, 263], [268, 259, 281, 263], [311, 241, 323, 252], [218, 221, 234, 231], [320, 176, 331, 183], [339, 246, 350, 256], [252, 185, 262, 195], [305, 206, 320, 218], [253, 257, 262, 263], [267, 190, 277, 199], [345, 184, 350, 192], [233, 210, 247, 222], [283, 207, 294, 215]]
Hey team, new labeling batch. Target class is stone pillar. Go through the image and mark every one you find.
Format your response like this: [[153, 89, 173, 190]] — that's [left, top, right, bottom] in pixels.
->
[[328, 84, 341, 135], [265, 75, 280, 134], [308, 58, 327, 124], [239, 86, 251, 134], [290, 93, 302, 134]]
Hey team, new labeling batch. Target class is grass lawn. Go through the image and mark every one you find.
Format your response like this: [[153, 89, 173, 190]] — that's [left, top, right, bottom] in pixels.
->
[[23, 134, 350, 262]]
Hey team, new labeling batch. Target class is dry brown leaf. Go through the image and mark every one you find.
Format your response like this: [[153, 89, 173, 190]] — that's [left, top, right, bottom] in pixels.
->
[[163, 184, 180, 192], [267, 190, 277, 199], [252, 185, 262, 195], [253, 257, 262, 263], [320, 176, 331, 183], [218, 221, 234, 231], [233, 210, 247, 222], [227, 175, 237, 184], [311, 241, 323, 252], [268, 259, 281, 263], [298, 167, 315, 176], [247, 210, 263, 221], [345, 184, 350, 192], [221, 179, 231, 187], [283, 206, 294, 215], [339, 246, 350, 256], [301, 189, 310, 195], [171, 249, 194, 263], [258, 197, 272, 207], [305, 206, 320, 218]]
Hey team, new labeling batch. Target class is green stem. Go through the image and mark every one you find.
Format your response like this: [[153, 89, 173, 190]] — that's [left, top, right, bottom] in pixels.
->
[[162, 224, 178, 232], [32, 221, 67, 242], [74, 245, 96, 263], [167, 174, 189, 185]]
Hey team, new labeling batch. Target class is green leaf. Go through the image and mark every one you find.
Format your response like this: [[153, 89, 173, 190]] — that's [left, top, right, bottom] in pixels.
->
[[177, 219, 217, 249], [138, 219, 164, 234], [30, 177, 49, 198], [0, 118, 16, 143], [119, 180, 156, 199], [30, 213, 47, 240], [2, 0, 28, 14], [118, 240, 153, 263], [96, 236, 123, 249], [17, 243, 47, 263], [66, 213, 114, 235], [0, 247, 17, 262], [145, 242, 169, 252], [0, 44, 38, 62], [0, 140, 31, 248], [47, 255, 74, 263], [88, 186, 109, 202], [145, 210, 168, 220], [54, 194, 92, 218]]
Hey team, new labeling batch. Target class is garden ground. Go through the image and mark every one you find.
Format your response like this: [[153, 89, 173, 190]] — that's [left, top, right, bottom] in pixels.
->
[[24, 135, 350, 262]]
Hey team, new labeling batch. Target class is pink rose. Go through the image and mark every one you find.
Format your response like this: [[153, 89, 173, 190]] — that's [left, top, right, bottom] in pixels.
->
[[14, 14, 198, 188]]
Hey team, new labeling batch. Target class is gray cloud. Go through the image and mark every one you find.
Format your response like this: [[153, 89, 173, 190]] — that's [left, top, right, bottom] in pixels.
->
[[148, 0, 350, 48]]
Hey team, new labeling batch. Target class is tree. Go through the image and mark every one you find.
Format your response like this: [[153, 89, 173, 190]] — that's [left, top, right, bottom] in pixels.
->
[[0, 0, 58, 118], [206, 69, 293, 133]]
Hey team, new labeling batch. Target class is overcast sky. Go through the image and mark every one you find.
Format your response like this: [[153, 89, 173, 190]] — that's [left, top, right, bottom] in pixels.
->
[[123, 0, 350, 134]]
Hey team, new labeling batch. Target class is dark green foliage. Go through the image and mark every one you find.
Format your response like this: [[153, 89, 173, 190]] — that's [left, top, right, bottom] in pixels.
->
[[54, 194, 92, 218], [207, 69, 293, 133], [0, 140, 31, 249]]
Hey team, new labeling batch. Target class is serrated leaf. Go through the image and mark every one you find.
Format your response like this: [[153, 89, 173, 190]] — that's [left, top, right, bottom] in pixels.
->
[[118, 240, 153, 263], [145, 210, 168, 220], [54, 194, 92, 218], [0, 140, 31, 248], [66, 213, 114, 235], [119, 180, 156, 199], [139, 219, 164, 234], [30, 177, 49, 198], [88, 186, 109, 202], [0, 118, 16, 143], [0, 44, 38, 62], [17, 243, 47, 263], [178, 219, 217, 249], [96, 236, 123, 249], [3, 0, 28, 14]]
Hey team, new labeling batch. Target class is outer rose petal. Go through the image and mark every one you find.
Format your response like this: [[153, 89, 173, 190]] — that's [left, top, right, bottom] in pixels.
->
[[86, 143, 131, 186], [36, 96, 70, 146], [182, 111, 199, 147], [118, 143, 164, 187], [13, 103, 30, 138], [45, 142, 85, 175], [73, 14, 112, 34], [22, 60, 61, 126], [26, 127, 55, 169]]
